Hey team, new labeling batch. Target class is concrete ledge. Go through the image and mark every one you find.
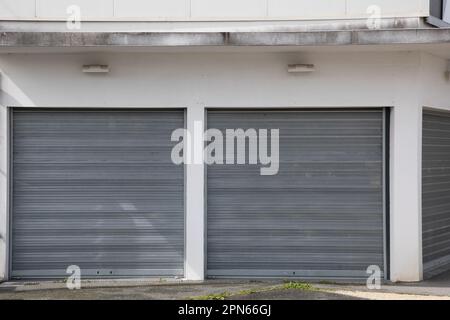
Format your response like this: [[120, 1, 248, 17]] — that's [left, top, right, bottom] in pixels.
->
[[0, 29, 450, 48], [1, 28, 450, 47], [0, 32, 226, 47], [231, 29, 450, 46]]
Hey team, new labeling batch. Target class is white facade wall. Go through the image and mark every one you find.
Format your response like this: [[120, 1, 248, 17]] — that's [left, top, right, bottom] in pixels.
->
[[420, 53, 450, 110], [388, 53, 450, 282], [0, 51, 424, 108], [0, 0, 430, 20], [0, 50, 449, 282]]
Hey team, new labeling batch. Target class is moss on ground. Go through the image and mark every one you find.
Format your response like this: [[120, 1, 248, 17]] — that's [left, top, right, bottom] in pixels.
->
[[191, 292, 231, 300], [190, 281, 316, 300]]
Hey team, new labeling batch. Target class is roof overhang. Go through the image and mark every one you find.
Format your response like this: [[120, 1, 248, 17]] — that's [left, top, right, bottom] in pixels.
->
[[3, 28, 450, 58], [1, 28, 450, 48]]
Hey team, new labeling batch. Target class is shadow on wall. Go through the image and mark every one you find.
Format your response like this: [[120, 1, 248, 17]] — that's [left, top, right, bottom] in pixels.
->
[[0, 72, 35, 107]]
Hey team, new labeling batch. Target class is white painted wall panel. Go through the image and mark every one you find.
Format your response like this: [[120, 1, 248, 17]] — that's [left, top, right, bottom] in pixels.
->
[[36, 0, 113, 19], [114, 0, 189, 19], [191, 0, 266, 19], [0, 52, 418, 108], [0, 0, 431, 20], [268, 0, 346, 19], [347, 0, 425, 16], [0, 0, 35, 19]]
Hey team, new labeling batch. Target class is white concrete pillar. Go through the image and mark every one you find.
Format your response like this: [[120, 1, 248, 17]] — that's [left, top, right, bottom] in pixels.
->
[[185, 106, 205, 281], [0, 105, 8, 281], [390, 104, 423, 282]]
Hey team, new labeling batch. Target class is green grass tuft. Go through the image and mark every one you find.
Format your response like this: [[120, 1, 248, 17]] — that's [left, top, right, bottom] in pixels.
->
[[190, 281, 315, 300], [282, 281, 314, 290], [191, 292, 231, 300], [236, 288, 261, 296]]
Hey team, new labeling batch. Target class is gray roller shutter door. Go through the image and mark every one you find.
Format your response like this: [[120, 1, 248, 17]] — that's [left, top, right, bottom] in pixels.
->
[[11, 109, 184, 278], [422, 109, 450, 279], [207, 109, 385, 279]]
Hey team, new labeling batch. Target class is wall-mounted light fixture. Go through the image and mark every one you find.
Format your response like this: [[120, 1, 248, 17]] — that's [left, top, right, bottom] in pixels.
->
[[287, 64, 315, 73], [82, 65, 109, 73], [288, 64, 315, 73]]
